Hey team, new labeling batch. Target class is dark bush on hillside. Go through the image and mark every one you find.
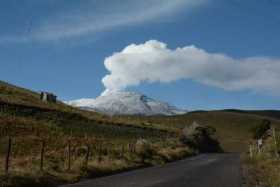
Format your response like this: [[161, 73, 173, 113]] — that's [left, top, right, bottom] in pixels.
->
[[180, 122, 223, 153], [251, 119, 271, 139]]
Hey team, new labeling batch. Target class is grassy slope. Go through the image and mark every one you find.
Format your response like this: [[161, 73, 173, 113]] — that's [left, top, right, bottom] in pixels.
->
[[220, 109, 280, 120], [0, 80, 169, 139], [113, 111, 280, 152]]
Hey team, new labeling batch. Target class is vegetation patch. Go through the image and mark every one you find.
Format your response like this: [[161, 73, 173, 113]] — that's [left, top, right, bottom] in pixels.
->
[[243, 127, 280, 187], [180, 122, 223, 153]]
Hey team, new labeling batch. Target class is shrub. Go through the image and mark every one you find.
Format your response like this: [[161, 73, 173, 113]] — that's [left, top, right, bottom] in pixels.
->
[[135, 139, 154, 162], [180, 121, 222, 153], [251, 119, 271, 139]]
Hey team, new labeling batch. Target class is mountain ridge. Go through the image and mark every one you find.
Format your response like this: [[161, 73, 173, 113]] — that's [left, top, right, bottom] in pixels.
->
[[66, 91, 187, 116]]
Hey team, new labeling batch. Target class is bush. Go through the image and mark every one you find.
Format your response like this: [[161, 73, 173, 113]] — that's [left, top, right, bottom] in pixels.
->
[[135, 139, 154, 162], [251, 119, 271, 139], [180, 121, 222, 153]]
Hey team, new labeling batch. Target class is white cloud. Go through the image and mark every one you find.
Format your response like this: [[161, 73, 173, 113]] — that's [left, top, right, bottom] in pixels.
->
[[102, 40, 280, 95], [0, 0, 207, 43]]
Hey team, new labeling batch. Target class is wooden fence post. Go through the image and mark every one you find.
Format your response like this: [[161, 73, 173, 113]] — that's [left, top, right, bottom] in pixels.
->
[[5, 137, 12, 175], [67, 140, 71, 171], [249, 145, 253, 158], [98, 142, 102, 163], [85, 145, 90, 168], [40, 140, 46, 171], [128, 143, 131, 153], [121, 145, 125, 157], [272, 127, 279, 158], [132, 143, 136, 153], [127, 144, 130, 153]]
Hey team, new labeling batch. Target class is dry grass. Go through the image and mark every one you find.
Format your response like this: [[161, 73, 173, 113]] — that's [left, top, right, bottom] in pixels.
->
[[0, 139, 193, 187], [243, 155, 280, 187], [243, 133, 280, 187]]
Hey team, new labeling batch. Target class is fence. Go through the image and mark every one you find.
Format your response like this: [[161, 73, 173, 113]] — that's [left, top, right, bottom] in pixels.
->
[[0, 136, 137, 175]]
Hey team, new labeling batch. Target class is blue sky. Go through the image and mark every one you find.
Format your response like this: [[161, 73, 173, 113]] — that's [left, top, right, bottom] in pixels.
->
[[1, 0, 280, 110]]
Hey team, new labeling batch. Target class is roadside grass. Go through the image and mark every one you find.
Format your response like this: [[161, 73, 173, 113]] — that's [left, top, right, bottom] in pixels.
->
[[0, 137, 193, 187], [243, 154, 280, 187], [242, 133, 280, 187]]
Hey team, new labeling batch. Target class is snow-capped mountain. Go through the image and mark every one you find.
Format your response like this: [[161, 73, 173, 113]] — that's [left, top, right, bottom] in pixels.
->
[[66, 91, 186, 116]]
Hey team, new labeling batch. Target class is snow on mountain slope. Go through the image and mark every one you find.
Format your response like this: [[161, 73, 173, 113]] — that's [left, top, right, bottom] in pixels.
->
[[66, 91, 186, 116]]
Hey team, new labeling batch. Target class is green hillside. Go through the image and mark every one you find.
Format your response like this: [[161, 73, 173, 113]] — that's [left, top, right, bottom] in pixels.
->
[[221, 109, 280, 120], [113, 111, 280, 152]]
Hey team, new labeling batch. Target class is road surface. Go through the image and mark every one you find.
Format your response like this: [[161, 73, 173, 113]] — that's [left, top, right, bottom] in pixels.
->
[[61, 154, 242, 187]]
